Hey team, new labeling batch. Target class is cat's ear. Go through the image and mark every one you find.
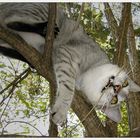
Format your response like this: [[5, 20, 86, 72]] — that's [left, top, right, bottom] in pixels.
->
[[129, 79, 140, 92], [103, 106, 121, 123]]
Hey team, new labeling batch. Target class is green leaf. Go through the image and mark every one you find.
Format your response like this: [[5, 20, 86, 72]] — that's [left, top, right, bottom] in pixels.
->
[[16, 91, 32, 109], [0, 63, 6, 68]]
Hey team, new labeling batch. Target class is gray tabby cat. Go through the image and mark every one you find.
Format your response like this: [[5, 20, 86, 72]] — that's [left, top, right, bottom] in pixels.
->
[[0, 3, 139, 125]]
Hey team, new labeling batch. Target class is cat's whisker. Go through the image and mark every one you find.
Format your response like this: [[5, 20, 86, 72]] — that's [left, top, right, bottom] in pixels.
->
[[126, 63, 137, 78], [101, 101, 107, 111], [67, 90, 106, 136], [126, 69, 133, 76], [97, 119, 104, 130], [97, 101, 108, 130], [116, 64, 126, 77]]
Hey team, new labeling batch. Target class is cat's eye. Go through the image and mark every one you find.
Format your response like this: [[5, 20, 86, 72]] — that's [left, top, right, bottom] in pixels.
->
[[111, 95, 118, 104], [122, 80, 129, 87]]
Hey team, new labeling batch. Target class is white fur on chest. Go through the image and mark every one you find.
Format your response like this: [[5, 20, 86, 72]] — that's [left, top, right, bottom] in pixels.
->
[[76, 64, 125, 105]]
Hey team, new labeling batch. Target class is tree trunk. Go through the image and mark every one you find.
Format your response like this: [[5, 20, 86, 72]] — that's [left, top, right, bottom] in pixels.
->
[[127, 13, 140, 137], [104, 3, 132, 137], [44, 3, 58, 137]]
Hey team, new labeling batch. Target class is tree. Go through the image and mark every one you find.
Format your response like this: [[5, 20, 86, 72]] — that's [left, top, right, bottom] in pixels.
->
[[0, 2, 140, 137]]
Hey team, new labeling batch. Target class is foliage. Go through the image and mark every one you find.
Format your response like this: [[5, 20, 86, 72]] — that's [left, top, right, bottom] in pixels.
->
[[0, 57, 50, 136], [118, 102, 129, 136]]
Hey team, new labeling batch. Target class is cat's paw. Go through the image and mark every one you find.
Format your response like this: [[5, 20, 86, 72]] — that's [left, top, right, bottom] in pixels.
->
[[51, 102, 68, 125]]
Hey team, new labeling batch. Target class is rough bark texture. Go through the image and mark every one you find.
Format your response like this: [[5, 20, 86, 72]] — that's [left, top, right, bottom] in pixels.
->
[[114, 3, 131, 67], [104, 3, 118, 42], [105, 3, 140, 137], [44, 4, 58, 137], [104, 3, 135, 137], [127, 13, 140, 137], [72, 91, 111, 137]]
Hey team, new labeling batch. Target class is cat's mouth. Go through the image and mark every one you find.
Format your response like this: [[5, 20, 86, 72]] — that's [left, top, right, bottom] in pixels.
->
[[101, 95, 119, 112]]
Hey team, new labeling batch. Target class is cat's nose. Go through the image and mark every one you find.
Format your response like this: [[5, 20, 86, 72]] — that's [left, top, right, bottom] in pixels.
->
[[114, 85, 122, 93]]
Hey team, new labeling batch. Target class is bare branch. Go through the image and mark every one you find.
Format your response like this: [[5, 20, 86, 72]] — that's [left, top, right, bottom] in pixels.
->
[[43, 3, 56, 66], [0, 24, 53, 81], [104, 3, 118, 42], [114, 3, 131, 66], [2, 121, 44, 136], [72, 91, 111, 137], [0, 68, 31, 106], [0, 85, 15, 122], [0, 134, 48, 138], [74, 3, 85, 30], [43, 3, 58, 137]]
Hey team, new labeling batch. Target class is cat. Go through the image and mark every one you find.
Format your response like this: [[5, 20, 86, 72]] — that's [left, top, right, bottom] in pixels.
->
[[0, 3, 139, 125]]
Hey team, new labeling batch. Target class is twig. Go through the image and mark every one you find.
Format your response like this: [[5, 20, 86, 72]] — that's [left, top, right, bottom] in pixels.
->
[[8, 58, 16, 74], [2, 121, 44, 136], [0, 68, 31, 122], [0, 68, 30, 95], [31, 113, 49, 122], [0, 85, 15, 121], [74, 3, 85, 30], [104, 3, 118, 42], [0, 68, 30, 106], [0, 134, 48, 138]]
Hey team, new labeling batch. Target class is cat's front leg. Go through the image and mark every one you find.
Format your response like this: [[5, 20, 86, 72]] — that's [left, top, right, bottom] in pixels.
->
[[51, 48, 79, 125], [52, 66, 76, 125], [51, 88, 74, 125]]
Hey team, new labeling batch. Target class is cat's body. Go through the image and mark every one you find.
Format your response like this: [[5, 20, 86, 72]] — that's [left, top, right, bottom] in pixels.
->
[[0, 3, 139, 125]]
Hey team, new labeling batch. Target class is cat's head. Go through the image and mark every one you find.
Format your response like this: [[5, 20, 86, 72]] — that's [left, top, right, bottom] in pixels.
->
[[100, 71, 140, 123], [76, 64, 140, 122]]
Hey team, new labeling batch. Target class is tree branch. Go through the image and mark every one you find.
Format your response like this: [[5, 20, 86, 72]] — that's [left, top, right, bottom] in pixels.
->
[[72, 91, 111, 137], [0, 68, 31, 106], [43, 3, 56, 66], [127, 8, 140, 136], [43, 3, 58, 137], [74, 3, 85, 30], [0, 25, 52, 81], [104, 3, 118, 42], [2, 121, 44, 136], [114, 3, 131, 66]]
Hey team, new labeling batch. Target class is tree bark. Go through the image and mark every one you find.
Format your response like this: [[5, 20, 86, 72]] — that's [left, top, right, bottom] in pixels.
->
[[114, 3, 131, 66], [72, 91, 111, 137], [127, 12, 140, 137], [44, 3, 58, 137], [104, 3, 118, 42], [104, 3, 131, 137]]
